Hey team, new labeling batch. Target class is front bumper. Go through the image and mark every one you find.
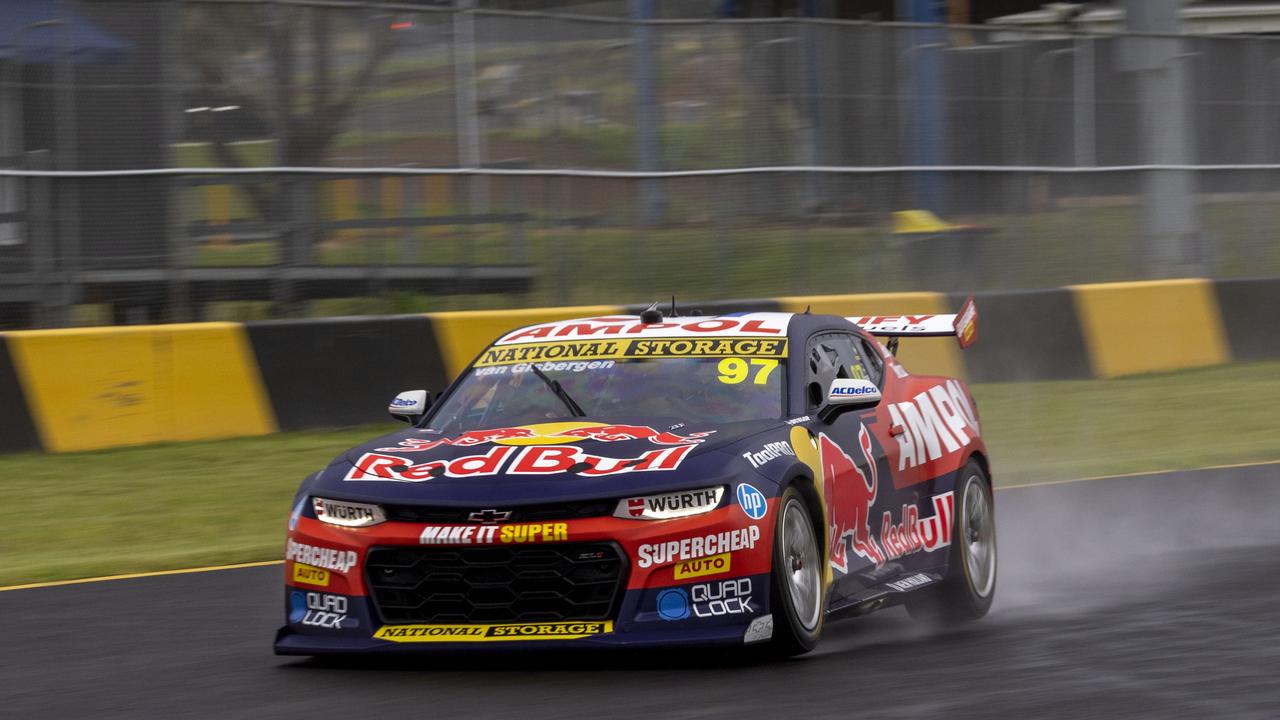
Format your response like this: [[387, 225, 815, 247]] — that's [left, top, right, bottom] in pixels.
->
[[274, 498, 777, 654]]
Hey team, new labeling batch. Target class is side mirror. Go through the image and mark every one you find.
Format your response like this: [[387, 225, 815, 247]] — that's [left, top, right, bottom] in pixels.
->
[[818, 378, 881, 424], [388, 389, 429, 423]]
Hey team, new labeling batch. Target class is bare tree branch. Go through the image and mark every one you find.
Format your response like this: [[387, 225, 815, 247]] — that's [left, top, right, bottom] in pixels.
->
[[326, 24, 399, 124], [182, 5, 401, 223]]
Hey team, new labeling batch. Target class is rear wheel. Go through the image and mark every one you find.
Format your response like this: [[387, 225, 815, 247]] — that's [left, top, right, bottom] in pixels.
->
[[767, 486, 825, 656], [906, 460, 996, 624]]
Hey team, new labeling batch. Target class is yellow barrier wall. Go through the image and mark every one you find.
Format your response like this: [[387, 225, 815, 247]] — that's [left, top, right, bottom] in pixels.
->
[[776, 292, 965, 380], [6, 323, 278, 453], [0, 280, 1244, 455], [426, 305, 624, 379], [1070, 279, 1230, 378]]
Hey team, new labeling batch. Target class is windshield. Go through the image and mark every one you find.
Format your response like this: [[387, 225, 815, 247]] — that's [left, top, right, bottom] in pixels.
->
[[427, 355, 785, 434]]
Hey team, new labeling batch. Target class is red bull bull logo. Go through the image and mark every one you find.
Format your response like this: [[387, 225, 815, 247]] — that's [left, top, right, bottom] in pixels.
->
[[552, 424, 713, 445], [798, 425, 954, 574], [819, 427, 883, 573], [376, 422, 712, 453]]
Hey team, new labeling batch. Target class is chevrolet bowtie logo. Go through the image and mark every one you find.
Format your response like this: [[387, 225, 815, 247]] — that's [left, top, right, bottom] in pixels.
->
[[467, 508, 512, 524]]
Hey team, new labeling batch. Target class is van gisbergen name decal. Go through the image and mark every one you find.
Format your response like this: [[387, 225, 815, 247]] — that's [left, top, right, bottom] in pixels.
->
[[374, 621, 613, 643], [474, 337, 787, 368]]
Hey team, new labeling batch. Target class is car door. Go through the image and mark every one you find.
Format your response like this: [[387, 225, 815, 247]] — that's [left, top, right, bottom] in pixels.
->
[[802, 332, 892, 596]]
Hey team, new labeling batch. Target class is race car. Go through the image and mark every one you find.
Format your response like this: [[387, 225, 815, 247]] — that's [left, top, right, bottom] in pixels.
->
[[274, 301, 995, 656]]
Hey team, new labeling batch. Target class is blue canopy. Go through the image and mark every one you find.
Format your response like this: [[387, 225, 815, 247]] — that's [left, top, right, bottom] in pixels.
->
[[0, 0, 130, 64]]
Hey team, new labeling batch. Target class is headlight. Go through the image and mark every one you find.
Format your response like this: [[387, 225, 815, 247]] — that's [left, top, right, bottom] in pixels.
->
[[313, 497, 386, 527], [613, 486, 725, 520]]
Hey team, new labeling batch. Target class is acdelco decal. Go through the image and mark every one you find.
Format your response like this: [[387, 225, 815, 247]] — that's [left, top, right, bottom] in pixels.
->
[[285, 540, 357, 573], [886, 380, 979, 471], [637, 526, 762, 568], [497, 316, 786, 345], [374, 621, 613, 643], [346, 444, 696, 482], [475, 337, 787, 367], [419, 523, 568, 545]]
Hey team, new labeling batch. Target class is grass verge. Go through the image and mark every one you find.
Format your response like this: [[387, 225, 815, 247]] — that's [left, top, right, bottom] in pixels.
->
[[3, 362, 1278, 586]]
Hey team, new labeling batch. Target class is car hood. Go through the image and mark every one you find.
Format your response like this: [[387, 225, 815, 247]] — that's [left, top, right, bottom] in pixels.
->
[[308, 418, 782, 506]]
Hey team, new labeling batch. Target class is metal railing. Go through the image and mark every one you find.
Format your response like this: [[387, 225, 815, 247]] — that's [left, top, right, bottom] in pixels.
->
[[3, 2, 1280, 326]]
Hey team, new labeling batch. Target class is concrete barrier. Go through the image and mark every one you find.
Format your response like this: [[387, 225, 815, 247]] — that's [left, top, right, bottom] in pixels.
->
[[0, 278, 1268, 453], [3, 323, 276, 453]]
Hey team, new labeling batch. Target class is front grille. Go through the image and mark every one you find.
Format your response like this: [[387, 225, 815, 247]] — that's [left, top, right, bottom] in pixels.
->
[[383, 500, 614, 524], [365, 543, 626, 624]]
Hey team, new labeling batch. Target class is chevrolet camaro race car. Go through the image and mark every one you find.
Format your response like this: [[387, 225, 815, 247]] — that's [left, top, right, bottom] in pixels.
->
[[275, 302, 994, 656]]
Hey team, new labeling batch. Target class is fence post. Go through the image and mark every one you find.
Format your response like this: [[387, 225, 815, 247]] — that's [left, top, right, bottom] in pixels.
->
[[631, 0, 664, 225], [900, 1, 946, 214], [1121, 0, 1203, 276], [161, 0, 190, 322], [29, 152, 55, 328], [454, 0, 487, 214], [269, 1, 298, 316], [44, 14, 76, 328]]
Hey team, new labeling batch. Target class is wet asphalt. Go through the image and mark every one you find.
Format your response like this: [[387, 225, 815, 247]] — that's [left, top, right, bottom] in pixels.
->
[[2, 464, 1278, 719]]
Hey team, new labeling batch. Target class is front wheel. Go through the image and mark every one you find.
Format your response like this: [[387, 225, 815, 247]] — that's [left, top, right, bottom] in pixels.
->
[[907, 460, 997, 624], [767, 486, 825, 656]]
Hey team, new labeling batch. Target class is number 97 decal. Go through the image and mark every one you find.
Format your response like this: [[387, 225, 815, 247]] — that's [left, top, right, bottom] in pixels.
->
[[717, 358, 779, 385]]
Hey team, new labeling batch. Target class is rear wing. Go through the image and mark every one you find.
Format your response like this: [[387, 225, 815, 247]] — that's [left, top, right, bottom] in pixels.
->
[[846, 295, 977, 350]]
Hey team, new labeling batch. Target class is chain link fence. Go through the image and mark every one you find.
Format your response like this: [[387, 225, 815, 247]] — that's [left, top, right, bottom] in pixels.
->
[[2, 1, 1280, 327]]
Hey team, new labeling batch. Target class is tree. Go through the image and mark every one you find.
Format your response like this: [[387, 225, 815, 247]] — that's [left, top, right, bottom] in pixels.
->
[[183, 3, 402, 221]]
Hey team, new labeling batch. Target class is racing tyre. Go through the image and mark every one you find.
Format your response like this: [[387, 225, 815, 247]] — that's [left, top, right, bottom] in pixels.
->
[[906, 460, 996, 625], [767, 486, 825, 656]]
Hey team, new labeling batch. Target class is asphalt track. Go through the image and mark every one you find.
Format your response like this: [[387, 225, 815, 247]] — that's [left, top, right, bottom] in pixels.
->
[[3, 464, 1279, 719]]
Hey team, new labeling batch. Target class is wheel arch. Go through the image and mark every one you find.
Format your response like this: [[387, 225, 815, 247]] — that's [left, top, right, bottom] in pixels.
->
[[967, 450, 992, 488], [779, 468, 826, 564]]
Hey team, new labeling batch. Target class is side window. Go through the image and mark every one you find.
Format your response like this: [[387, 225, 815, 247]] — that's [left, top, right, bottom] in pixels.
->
[[856, 337, 884, 386], [805, 332, 868, 409], [806, 337, 839, 409]]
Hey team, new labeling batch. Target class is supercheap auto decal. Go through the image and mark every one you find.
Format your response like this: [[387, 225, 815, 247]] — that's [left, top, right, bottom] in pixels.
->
[[634, 526, 763, 568]]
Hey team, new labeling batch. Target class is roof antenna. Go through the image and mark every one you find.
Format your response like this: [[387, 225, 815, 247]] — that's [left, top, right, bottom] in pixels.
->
[[803, 304, 812, 315], [640, 301, 663, 324], [670, 295, 677, 317]]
